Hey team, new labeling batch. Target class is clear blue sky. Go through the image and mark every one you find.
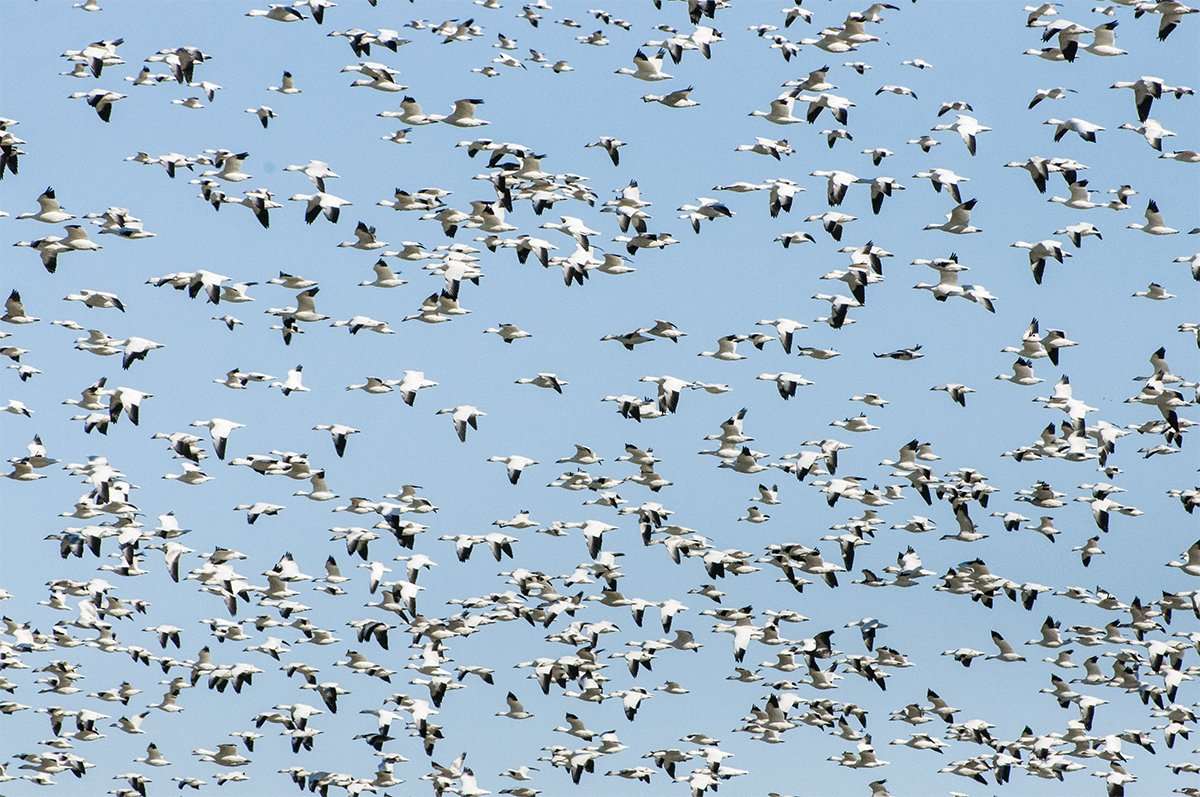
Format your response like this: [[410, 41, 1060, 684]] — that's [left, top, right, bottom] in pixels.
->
[[1, 1, 1198, 795]]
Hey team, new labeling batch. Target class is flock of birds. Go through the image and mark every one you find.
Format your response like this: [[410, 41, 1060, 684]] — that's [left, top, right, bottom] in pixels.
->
[[1, 0, 1199, 795]]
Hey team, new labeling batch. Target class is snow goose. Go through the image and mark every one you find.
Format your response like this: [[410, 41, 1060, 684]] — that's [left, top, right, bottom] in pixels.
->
[[851, 393, 888, 407], [874, 345, 924, 361], [382, 127, 412, 145], [515, 373, 567, 393], [1118, 119, 1175, 151], [268, 71, 301, 94], [912, 168, 969, 202], [245, 4, 306, 21], [487, 455, 538, 485], [269, 365, 309, 396], [862, 147, 893, 166], [868, 177, 905, 214], [641, 86, 699, 108], [483, 323, 531, 343], [907, 135, 939, 152], [831, 414, 879, 433], [923, 199, 981, 234], [393, 370, 437, 405], [1132, 282, 1174, 300], [585, 136, 626, 165], [436, 405, 486, 442], [699, 335, 749, 361], [749, 95, 803, 124], [822, 128, 854, 149], [223, 188, 281, 228], [267, 286, 326, 322], [1028, 86, 1076, 109], [876, 84, 918, 99], [124, 66, 170, 87], [2, 399, 32, 417], [17, 187, 74, 223], [64, 289, 125, 312], [1126, 199, 1178, 235], [288, 192, 351, 224], [1111, 76, 1172, 123], [930, 115, 991, 156], [1054, 222, 1102, 247], [937, 100, 973, 117], [344, 62, 407, 93], [1160, 149, 1200, 163], [332, 315, 394, 335], [614, 232, 679, 255], [187, 418, 243, 460], [805, 211, 856, 241], [644, 319, 687, 343], [120, 336, 164, 370], [810, 170, 859, 206], [12, 234, 70, 273], [442, 99, 489, 127], [995, 358, 1044, 386], [339, 222, 387, 249], [171, 96, 205, 110], [245, 106, 277, 128], [1044, 117, 1104, 143], [163, 463, 212, 486], [1048, 180, 1102, 209], [68, 89, 125, 122], [1081, 20, 1126, 55], [931, 384, 975, 407], [677, 197, 733, 232], [379, 96, 440, 124], [757, 372, 813, 400], [755, 318, 806, 353], [359, 259, 406, 288], [201, 151, 252, 182], [1166, 540, 1200, 576], [1010, 239, 1069, 284]]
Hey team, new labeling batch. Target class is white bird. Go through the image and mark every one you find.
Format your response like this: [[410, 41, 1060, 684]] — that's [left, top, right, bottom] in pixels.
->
[[1126, 199, 1178, 235], [487, 455, 539, 485], [436, 405, 486, 442]]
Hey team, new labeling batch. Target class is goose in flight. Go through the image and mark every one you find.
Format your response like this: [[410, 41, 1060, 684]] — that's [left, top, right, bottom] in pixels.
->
[[1028, 86, 1077, 109], [616, 48, 672, 81], [750, 95, 804, 124], [1011, 239, 1070, 284], [912, 168, 969, 203], [483, 323, 532, 343], [269, 365, 309, 396], [63, 289, 125, 312], [931, 384, 976, 407], [189, 418, 244, 460], [929, 115, 991, 156], [585, 136, 626, 165], [68, 89, 126, 122], [1118, 119, 1176, 151], [642, 86, 699, 108], [1044, 117, 1104, 143], [268, 70, 301, 94], [437, 405, 486, 442], [442, 99, 490, 127], [1126, 199, 1178, 235], [487, 455, 539, 485], [17, 186, 74, 223], [245, 4, 306, 22], [699, 335, 750, 361], [923, 199, 982, 234]]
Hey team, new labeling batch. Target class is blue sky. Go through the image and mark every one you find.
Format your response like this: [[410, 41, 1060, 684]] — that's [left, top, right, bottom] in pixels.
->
[[1, 0, 1199, 795]]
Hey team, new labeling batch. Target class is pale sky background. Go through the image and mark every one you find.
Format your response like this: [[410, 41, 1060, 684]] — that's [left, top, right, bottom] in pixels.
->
[[1, 1, 1199, 795]]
